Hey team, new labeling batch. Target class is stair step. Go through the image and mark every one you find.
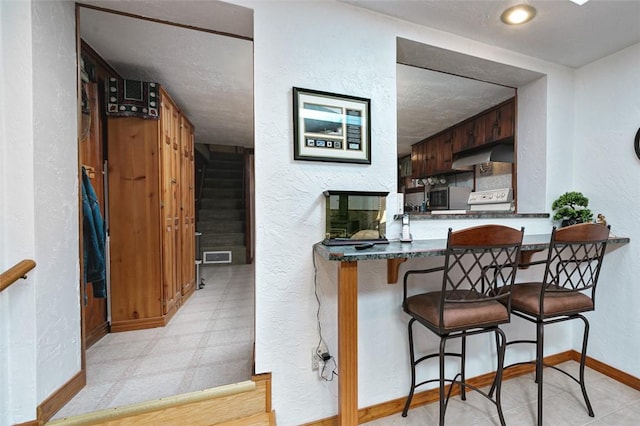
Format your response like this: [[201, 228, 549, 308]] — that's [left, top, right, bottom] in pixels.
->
[[197, 220, 245, 232], [203, 177, 243, 188], [202, 188, 243, 199], [205, 168, 244, 179], [199, 209, 244, 220], [201, 233, 245, 247], [209, 152, 243, 162], [200, 198, 244, 209]]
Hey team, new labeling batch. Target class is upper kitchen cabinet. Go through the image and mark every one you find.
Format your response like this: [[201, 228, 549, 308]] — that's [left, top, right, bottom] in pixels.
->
[[452, 119, 484, 153], [409, 97, 515, 178], [482, 98, 515, 145]]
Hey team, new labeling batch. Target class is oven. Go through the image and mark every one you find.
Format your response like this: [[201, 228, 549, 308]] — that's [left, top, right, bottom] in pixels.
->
[[427, 187, 471, 210], [467, 188, 514, 211]]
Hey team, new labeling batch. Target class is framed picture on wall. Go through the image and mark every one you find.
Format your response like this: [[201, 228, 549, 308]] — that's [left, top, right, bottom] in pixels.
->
[[293, 87, 371, 164]]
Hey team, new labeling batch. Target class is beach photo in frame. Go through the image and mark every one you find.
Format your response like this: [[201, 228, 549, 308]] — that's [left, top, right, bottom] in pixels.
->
[[293, 87, 371, 164]]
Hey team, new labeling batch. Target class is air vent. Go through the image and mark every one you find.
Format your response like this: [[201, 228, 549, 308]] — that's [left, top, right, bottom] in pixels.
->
[[203, 251, 232, 264]]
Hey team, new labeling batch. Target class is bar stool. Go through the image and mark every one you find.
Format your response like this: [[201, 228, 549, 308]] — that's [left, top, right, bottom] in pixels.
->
[[503, 223, 610, 426], [401, 225, 524, 426]]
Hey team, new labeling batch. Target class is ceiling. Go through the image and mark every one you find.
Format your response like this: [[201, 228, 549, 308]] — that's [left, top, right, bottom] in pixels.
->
[[79, 1, 640, 156]]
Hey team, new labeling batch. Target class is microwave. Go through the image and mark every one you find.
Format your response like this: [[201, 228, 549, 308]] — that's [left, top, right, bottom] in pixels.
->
[[427, 187, 472, 210]]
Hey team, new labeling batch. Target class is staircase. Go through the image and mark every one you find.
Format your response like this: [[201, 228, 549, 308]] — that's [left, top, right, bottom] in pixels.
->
[[198, 151, 247, 265]]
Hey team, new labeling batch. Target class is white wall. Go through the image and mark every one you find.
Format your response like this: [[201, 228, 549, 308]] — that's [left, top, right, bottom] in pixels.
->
[[0, 1, 79, 424], [1, 2, 39, 423], [1, 1, 636, 424], [243, 1, 585, 424], [573, 43, 640, 377]]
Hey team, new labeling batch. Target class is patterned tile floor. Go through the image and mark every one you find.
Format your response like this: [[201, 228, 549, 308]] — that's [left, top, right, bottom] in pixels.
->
[[51, 264, 254, 420]]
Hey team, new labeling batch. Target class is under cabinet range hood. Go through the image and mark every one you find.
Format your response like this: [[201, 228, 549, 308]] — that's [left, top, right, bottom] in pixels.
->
[[451, 144, 514, 169]]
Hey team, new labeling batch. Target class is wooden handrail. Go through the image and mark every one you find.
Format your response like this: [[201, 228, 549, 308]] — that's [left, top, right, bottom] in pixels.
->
[[0, 259, 36, 293]]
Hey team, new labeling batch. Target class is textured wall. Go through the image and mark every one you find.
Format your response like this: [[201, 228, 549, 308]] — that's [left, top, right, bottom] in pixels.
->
[[1, 2, 39, 424], [31, 0, 80, 403], [574, 42, 640, 377], [0, 1, 79, 424], [246, 1, 578, 424]]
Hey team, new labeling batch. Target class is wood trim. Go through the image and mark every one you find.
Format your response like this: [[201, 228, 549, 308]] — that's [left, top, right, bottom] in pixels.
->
[[45, 381, 258, 426], [109, 316, 166, 333], [77, 3, 253, 42], [386, 258, 406, 284], [85, 321, 110, 349], [13, 420, 40, 426], [337, 261, 358, 425], [0, 259, 36, 292], [573, 350, 640, 391], [37, 369, 86, 423], [251, 373, 272, 413]]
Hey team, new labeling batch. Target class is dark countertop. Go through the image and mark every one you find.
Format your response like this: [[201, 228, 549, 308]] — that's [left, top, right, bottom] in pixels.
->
[[396, 212, 550, 220], [314, 234, 630, 262]]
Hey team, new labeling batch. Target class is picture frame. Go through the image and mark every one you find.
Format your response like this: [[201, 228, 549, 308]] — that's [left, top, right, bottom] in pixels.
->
[[293, 87, 371, 164]]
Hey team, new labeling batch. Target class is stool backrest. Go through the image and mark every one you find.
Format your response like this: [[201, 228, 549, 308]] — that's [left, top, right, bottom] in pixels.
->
[[541, 223, 610, 302], [441, 225, 524, 306]]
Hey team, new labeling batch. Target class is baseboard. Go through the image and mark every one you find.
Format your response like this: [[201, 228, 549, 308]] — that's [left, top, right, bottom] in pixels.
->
[[37, 369, 86, 423], [302, 350, 579, 426], [109, 315, 166, 332], [573, 350, 640, 391], [86, 320, 109, 349]]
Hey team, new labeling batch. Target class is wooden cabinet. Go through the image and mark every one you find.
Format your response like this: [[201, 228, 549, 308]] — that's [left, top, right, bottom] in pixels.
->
[[411, 97, 515, 178], [482, 99, 515, 144], [452, 119, 484, 152], [108, 87, 195, 332], [179, 116, 195, 296]]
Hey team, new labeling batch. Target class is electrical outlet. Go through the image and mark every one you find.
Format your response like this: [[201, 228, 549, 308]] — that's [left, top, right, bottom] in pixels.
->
[[315, 341, 329, 358], [311, 348, 321, 371]]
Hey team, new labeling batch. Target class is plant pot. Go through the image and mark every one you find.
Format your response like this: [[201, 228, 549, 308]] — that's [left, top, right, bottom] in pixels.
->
[[560, 218, 582, 228]]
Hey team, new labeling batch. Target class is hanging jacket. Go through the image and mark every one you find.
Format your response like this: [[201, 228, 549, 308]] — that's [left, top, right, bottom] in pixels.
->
[[82, 167, 106, 299]]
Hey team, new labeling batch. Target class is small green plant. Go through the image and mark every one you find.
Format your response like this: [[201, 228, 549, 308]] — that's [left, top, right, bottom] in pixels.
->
[[551, 191, 593, 225]]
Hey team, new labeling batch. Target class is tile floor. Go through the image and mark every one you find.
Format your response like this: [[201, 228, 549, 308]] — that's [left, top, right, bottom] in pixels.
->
[[51, 263, 254, 420], [50, 262, 640, 424], [365, 361, 640, 425]]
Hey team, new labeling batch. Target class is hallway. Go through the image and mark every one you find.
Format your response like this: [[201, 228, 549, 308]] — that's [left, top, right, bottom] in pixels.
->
[[52, 264, 254, 420]]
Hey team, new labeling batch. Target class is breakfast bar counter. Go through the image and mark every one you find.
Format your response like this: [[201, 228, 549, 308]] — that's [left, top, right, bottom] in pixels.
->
[[313, 234, 630, 425]]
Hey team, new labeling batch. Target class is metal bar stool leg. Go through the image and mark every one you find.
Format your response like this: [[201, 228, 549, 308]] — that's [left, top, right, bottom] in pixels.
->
[[460, 332, 467, 400], [536, 321, 544, 426], [488, 330, 501, 398], [439, 337, 447, 426], [495, 328, 507, 426], [402, 319, 417, 417], [578, 315, 595, 417]]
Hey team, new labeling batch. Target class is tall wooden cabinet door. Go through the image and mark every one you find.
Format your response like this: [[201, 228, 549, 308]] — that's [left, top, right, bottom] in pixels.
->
[[160, 91, 180, 314], [108, 117, 163, 326], [180, 116, 195, 296]]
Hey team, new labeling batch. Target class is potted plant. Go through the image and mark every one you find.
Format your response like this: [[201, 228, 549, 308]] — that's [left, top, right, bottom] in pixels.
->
[[551, 191, 594, 227]]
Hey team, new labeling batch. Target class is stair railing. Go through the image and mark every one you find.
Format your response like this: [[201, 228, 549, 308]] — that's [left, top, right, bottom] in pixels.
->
[[0, 259, 36, 293]]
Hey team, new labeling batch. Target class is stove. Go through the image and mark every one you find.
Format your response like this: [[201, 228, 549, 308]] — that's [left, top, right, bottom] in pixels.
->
[[467, 188, 514, 211]]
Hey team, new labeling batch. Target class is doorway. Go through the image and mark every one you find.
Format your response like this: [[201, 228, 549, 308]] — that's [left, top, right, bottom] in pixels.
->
[[68, 2, 255, 419]]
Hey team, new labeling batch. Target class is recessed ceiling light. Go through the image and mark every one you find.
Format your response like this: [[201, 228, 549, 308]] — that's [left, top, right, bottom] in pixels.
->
[[570, 0, 589, 5], [500, 4, 537, 25]]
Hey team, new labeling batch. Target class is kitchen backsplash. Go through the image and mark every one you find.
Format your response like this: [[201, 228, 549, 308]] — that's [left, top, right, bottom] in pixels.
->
[[475, 162, 512, 191]]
